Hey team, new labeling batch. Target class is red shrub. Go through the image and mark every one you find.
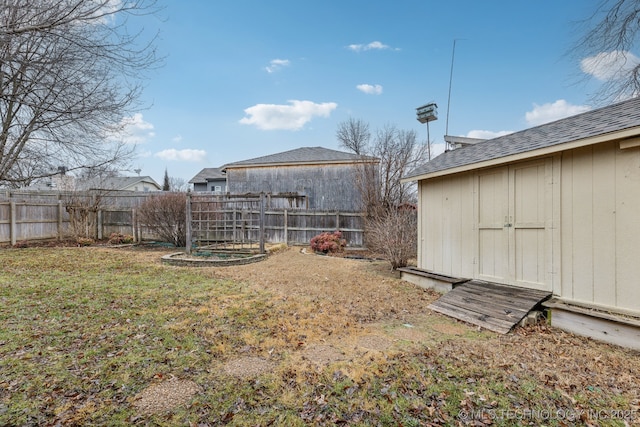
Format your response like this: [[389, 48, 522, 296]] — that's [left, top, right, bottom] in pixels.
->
[[310, 231, 346, 254]]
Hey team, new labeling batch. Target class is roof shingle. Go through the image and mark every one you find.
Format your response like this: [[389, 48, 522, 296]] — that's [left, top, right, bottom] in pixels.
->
[[405, 96, 640, 180], [224, 146, 377, 168]]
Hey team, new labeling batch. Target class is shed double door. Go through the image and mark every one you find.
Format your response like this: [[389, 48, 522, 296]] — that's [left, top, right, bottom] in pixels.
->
[[477, 159, 552, 291]]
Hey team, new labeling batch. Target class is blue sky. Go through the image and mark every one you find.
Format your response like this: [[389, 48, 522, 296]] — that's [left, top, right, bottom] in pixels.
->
[[121, 0, 630, 185]]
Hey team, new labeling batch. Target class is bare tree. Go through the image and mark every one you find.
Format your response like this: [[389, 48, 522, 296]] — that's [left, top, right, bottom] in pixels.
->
[[169, 176, 189, 192], [338, 119, 428, 215], [0, 0, 161, 187], [574, 0, 640, 102], [336, 119, 428, 268], [372, 125, 428, 210], [336, 117, 371, 155]]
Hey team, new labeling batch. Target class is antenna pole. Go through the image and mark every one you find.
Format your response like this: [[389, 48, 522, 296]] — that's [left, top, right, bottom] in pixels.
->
[[445, 39, 458, 148]]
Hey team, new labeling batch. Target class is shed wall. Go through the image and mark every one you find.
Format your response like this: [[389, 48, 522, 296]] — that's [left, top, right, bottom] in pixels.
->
[[418, 172, 476, 279], [226, 164, 362, 211], [417, 140, 640, 315], [560, 141, 640, 312]]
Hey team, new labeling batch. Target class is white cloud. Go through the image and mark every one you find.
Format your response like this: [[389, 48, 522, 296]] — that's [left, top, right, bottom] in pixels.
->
[[347, 41, 395, 52], [265, 58, 290, 73], [357, 84, 383, 95], [466, 130, 513, 139], [109, 113, 155, 145], [581, 50, 640, 81], [136, 149, 153, 158], [155, 149, 207, 162], [172, 135, 183, 143], [525, 100, 591, 126], [239, 100, 338, 130]]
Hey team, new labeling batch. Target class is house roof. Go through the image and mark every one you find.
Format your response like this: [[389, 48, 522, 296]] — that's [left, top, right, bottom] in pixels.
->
[[81, 176, 161, 191], [188, 167, 225, 184], [404, 96, 640, 181], [223, 146, 378, 169]]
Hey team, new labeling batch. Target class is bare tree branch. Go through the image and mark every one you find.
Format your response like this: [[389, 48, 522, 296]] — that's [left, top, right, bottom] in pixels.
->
[[0, 0, 162, 186], [335, 117, 370, 155], [573, 0, 640, 102]]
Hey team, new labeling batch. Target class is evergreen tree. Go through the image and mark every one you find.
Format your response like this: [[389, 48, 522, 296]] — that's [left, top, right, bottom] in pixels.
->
[[162, 169, 170, 191]]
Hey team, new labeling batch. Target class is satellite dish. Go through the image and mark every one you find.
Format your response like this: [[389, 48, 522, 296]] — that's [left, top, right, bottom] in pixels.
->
[[134, 168, 142, 176]]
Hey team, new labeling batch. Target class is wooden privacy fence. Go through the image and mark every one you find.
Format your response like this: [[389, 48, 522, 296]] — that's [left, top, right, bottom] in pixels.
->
[[0, 190, 157, 244], [187, 194, 364, 250], [1, 191, 366, 247], [187, 193, 365, 251], [0, 200, 145, 245]]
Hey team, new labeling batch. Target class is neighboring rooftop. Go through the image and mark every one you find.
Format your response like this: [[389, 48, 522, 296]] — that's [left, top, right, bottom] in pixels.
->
[[405, 96, 640, 180], [223, 146, 378, 169], [188, 167, 225, 184], [80, 176, 160, 191]]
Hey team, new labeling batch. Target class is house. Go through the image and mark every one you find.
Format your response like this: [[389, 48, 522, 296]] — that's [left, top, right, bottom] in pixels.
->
[[188, 167, 227, 193], [21, 175, 161, 192], [402, 97, 640, 349], [222, 146, 379, 211], [80, 176, 162, 192]]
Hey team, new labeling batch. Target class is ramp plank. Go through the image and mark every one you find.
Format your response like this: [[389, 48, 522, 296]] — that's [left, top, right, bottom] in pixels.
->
[[428, 280, 552, 334]]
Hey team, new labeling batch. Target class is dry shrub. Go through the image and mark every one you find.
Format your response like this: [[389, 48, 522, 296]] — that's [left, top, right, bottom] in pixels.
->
[[365, 209, 417, 269], [107, 232, 134, 245], [137, 192, 187, 247]]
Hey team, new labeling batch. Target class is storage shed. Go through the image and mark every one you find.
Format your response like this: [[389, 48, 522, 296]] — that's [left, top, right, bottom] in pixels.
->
[[223, 147, 379, 211], [403, 97, 640, 348]]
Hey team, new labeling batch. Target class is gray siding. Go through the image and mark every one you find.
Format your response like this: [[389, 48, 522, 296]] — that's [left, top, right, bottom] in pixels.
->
[[226, 164, 362, 211]]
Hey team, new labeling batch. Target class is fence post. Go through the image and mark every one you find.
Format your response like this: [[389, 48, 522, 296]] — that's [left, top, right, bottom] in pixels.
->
[[185, 191, 192, 254], [284, 209, 288, 246], [131, 208, 137, 242], [57, 200, 63, 240], [335, 212, 340, 230], [259, 192, 265, 253], [97, 209, 103, 240], [10, 200, 16, 246]]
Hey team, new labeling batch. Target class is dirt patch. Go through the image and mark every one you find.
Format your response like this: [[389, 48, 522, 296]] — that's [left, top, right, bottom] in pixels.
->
[[222, 357, 274, 378], [133, 378, 200, 415], [356, 334, 393, 351], [301, 344, 348, 365]]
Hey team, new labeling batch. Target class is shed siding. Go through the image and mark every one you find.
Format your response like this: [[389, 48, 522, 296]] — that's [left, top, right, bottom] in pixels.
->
[[561, 141, 640, 312], [226, 164, 362, 211], [418, 173, 475, 278], [419, 157, 558, 291]]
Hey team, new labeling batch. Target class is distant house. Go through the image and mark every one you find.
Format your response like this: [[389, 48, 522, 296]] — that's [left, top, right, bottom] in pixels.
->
[[188, 167, 227, 193], [402, 97, 640, 350], [222, 146, 379, 211], [80, 176, 161, 192], [21, 175, 162, 192]]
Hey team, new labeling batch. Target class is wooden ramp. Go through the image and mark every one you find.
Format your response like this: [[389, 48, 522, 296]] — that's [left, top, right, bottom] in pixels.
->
[[428, 280, 552, 334]]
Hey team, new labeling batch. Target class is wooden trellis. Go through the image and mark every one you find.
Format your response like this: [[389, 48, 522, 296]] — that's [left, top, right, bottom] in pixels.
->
[[186, 193, 265, 254]]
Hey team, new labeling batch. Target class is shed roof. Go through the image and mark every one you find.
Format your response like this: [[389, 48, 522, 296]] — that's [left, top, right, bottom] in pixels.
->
[[188, 167, 225, 184], [404, 96, 640, 181], [223, 146, 378, 169]]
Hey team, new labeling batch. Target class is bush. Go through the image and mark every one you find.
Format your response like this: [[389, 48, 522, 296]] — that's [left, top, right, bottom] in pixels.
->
[[137, 193, 187, 247], [364, 209, 417, 269], [76, 237, 94, 246], [107, 232, 134, 245], [310, 231, 347, 254]]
